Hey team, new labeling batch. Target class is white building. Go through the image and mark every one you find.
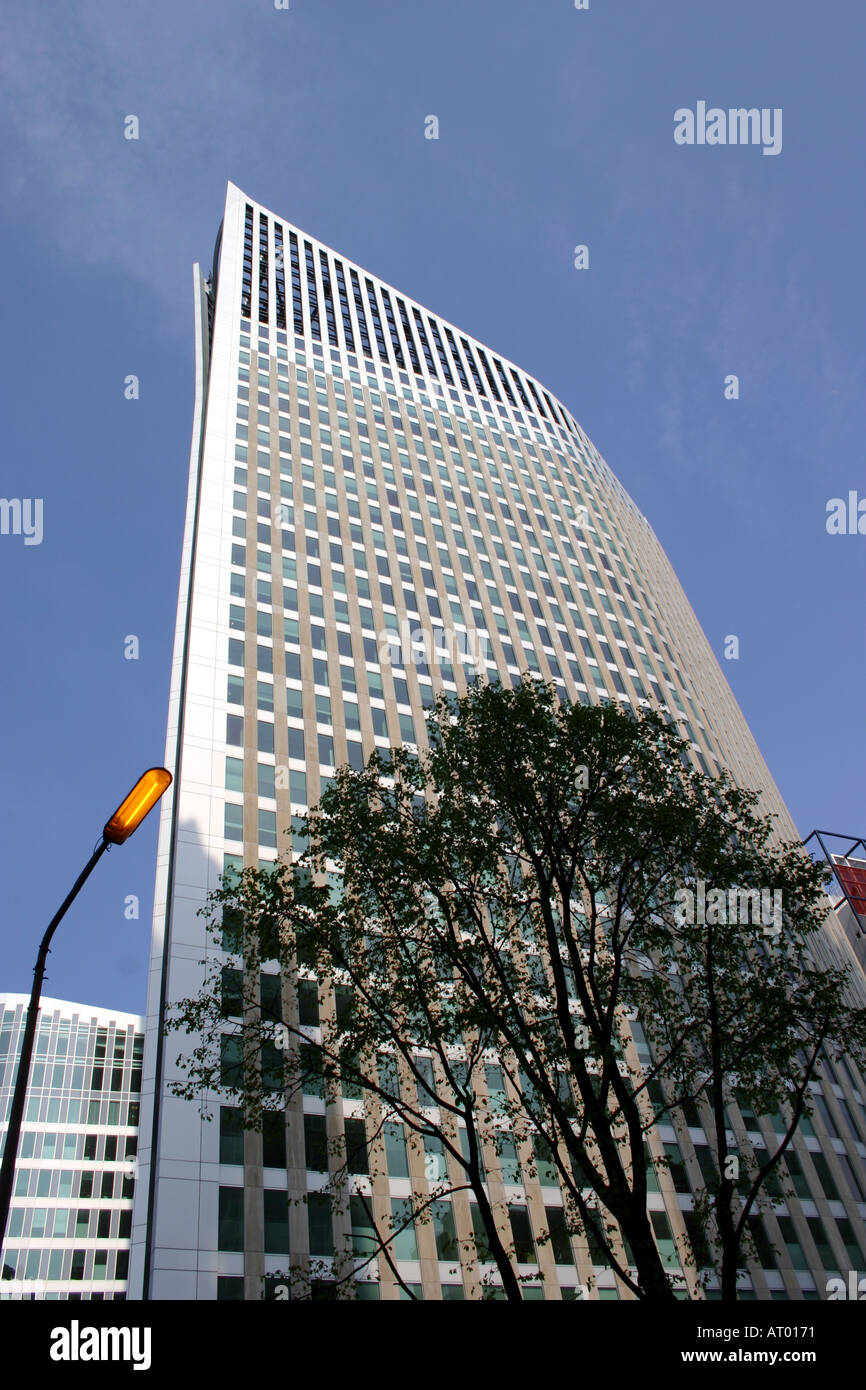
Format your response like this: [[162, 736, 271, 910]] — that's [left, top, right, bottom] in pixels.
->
[[0, 994, 143, 1299], [130, 182, 866, 1300]]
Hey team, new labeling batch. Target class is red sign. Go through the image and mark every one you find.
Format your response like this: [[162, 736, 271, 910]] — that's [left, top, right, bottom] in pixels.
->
[[833, 860, 866, 916]]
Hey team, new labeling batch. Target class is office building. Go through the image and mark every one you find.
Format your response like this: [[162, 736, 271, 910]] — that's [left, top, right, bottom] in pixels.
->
[[0, 993, 142, 1299], [130, 183, 866, 1299]]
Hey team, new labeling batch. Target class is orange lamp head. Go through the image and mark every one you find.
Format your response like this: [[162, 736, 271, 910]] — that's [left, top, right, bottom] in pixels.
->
[[103, 768, 172, 845]]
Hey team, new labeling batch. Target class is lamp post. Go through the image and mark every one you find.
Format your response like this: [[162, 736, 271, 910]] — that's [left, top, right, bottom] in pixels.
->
[[0, 768, 171, 1256]]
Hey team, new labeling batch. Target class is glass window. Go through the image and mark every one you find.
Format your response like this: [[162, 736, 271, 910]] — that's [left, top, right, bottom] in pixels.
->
[[415, 1055, 437, 1105], [806, 1215, 838, 1271], [508, 1205, 536, 1264], [431, 1200, 459, 1261], [218, 1187, 244, 1251], [390, 1199, 418, 1261], [544, 1206, 574, 1265], [219, 1107, 244, 1165], [308, 1193, 333, 1256], [298, 979, 319, 1026], [220, 966, 243, 1018], [220, 1036, 243, 1088], [263, 1190, 289, 1254], [350, 1194, 377, 1256], [663, 1142, 690, 1194], [344, 1118, 368, 1175], [423, 1134, 448, 1184], [531, 1133, 558, 1187], [224, 804, 244, 842], [811, 1153, 841, 1201], [498, 1133, 521, 1185], [470, 1202, 492, 1262], [262, 1110, 286, 1168], [384, 1123, 409, 1179], [258, 809, 277, 847], [304, 1114, 328, 1172]]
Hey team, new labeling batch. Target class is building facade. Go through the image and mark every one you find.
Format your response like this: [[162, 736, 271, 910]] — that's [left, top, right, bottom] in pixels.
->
[[0, 994, 143, 1299], [130, 181, 866, 1300]]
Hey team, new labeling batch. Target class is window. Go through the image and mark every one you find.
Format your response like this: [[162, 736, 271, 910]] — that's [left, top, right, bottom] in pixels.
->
[[423, 1134, 448, 1183], [508, 1205, 536, 1264], [746, 1215, 777, 1270], [531, 1133, 558, 1187], [471, 1203, 492, 1261], [806, 1215, 838, 1271], [298, 979, 319, 1026], [663, 1142, 690, 1194], [217, 1276, 244, 1301], [647, 1210, 679, 1270], [498, 1133, 521, 1184], [344, 1118, 368, 1175], [300, 1043, 324, 1097], [304, 1114, 328, 1172], [220, 1036, 243, 1088], [308, 1193, 333, 1256], [221, 966, 243, 1018], [684, 1210, 714, 1268], [777, 1215, 807, 1270], [811, 1153, 841, 1201], [260, 971, 282, 1020], [258, 809, 277, 847], [219, 1107, 244, 1165], [218, 1187, 244, 1252], [390, 1199, 418, 1261], [836, 1217, 864, 1267], [224, 804, 244, 841], [384, 1123, 409, 1179], [262, 1111, 286, 1168], [431, 1200, 459, 1260], [783, 1149, 811, 1201], [350, 1195, 377, 1256], [812, 1092, 840, 1139], [261, 1039, 284, 1092], [264, 1190, 289, 1254], [225, 757, 244, 793], [415, 1055, 437, 1105], [544, 1206, 575, 1265]]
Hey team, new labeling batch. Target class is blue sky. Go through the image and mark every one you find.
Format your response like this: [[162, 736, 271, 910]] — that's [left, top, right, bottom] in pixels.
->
[[0, 0, 863, 1014]]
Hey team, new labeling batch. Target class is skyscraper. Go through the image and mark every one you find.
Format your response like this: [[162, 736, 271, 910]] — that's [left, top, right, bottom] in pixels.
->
[[130, 182, 866, 1300]]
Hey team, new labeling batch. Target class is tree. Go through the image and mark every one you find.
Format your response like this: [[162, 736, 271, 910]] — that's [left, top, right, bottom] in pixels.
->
[[168, 675, 866, 1300]]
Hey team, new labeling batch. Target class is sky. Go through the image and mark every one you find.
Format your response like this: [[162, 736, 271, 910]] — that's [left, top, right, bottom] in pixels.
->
[[0, 0, 863, 1015]]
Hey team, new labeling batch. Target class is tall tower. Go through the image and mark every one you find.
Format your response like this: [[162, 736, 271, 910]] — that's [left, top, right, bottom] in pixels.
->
[[130, 183, 866, 1300]]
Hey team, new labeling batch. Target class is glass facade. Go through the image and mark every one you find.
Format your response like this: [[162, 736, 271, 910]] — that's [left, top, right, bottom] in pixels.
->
[[0, 994, 142, 1299], [130, 182, 866, 1300]]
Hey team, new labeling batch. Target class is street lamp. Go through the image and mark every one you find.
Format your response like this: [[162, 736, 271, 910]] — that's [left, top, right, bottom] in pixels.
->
[[0, 768, 172, 1256]]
